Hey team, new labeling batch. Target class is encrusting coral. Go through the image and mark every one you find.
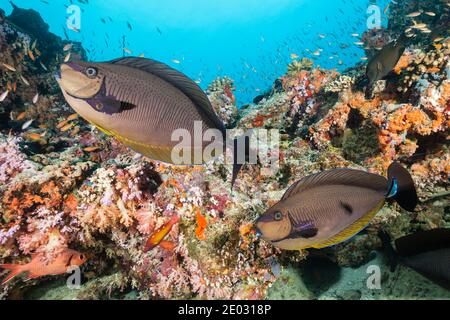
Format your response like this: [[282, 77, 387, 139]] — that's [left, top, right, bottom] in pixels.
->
[[207, 77, 239, 127], [0, 2, 449, 300]]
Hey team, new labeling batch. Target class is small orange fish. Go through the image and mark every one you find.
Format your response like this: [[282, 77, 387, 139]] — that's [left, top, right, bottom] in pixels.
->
[[60, 123, 74, 132], [427, 67, 440, 73], [0, 249, 87, 285], [28, 50, 36, 61], [83, 146, 100, 152], [67, 113, 79, 121], [20, 75, 30, 86], [159, 240, 177, 251], [2, 63, 16, 72], [57, 119, 69, 129], [16, 112, 26, 121], [70, 126, 80, 137], [195, 209, 207, 241], [144, 215, 180, 252], [26, 133, 43, 141]]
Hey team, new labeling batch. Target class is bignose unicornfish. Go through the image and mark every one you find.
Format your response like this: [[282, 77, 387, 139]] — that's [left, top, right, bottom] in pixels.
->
[[255, 162, 418, 250], [56, 57, 248, 186]]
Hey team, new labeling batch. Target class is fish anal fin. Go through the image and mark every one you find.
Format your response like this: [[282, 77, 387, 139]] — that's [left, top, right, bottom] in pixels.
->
[[24, 273, 40, 282], [114, 134, 177, 164], [312, 200, 385, 249]]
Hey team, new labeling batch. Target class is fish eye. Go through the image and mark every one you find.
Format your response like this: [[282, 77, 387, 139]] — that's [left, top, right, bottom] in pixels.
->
[[80, 254, 84, 260], [85, 67, 98, 78], [274, 212, 283, 221]]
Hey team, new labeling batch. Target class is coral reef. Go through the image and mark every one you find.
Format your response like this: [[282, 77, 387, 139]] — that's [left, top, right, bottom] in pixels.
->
[[287, 57, 314, 76], [207, 77, 238, 127], [361, 28, 392, 58], [0, 3, 449, 300]]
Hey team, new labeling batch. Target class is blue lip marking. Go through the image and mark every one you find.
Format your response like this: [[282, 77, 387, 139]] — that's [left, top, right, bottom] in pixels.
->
[[387, 178, 398, 198]]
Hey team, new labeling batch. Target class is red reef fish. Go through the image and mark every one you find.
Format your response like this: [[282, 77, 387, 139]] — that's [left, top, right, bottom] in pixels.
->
[[144, 215, 179, 252], [0, 249, 87, 285]]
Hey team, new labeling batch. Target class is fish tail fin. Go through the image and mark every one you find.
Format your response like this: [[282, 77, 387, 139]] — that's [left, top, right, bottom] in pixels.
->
[[0, 264, 23, 285], [378, 230, 398, 272], [386, 162, 418, 212], [231, 133, 254, 189], [9, 1, 18, 10], [143, 240, 155, 253]]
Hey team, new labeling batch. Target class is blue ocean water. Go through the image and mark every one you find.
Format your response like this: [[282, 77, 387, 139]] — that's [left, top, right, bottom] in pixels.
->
[[0, 0, 389, 104]]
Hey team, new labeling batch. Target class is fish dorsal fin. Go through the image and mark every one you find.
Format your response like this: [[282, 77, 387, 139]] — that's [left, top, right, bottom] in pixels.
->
[[395, 228, 450, 257], [281, 169, 388, 201], [108, 57, 225, 131]]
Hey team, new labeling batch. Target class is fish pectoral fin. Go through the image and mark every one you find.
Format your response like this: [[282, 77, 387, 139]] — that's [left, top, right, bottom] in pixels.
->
[[93, 97, 135, 115], [312, 201, 385, 249], [290, 221, 318, 239]]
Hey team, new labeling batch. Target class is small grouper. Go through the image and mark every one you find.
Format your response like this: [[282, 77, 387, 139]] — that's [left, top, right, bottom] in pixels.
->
[[256, 162, 418, 250]]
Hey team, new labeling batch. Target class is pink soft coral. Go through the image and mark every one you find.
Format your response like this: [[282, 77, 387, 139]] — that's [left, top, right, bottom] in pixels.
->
[[0, 136, 32, 184]]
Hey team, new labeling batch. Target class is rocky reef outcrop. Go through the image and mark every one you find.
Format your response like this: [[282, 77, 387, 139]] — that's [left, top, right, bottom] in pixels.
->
[[0, 2, 448, 300]]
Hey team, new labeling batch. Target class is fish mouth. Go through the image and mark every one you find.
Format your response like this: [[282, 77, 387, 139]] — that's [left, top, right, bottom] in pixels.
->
[[255, 215, 275, 224]]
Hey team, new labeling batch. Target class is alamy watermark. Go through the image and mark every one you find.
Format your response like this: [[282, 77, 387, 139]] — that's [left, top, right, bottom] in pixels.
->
[[367, 4, 382, 29], [66, 266, 82, 290], [366, 265, 382, 290], [66, 5, 81, 31]]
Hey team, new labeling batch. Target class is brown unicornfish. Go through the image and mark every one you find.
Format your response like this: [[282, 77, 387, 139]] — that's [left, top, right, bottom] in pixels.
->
[[255, 162, 418, 250], [55, 57, 249, 187], [365, 33, 407, 98]]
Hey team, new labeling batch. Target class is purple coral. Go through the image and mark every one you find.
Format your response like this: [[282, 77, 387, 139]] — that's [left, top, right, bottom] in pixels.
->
[[0, 136, 32, 184]]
